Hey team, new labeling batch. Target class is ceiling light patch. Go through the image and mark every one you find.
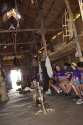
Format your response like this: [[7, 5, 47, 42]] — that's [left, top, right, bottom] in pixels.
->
[[52, 31, 62, 41], [52, 35, 57, 40], [74, 13, 80, 21]]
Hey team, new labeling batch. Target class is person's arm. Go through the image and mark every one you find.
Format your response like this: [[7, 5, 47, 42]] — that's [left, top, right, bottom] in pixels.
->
[[58, 73, 71, 81], [58, 76, 66, 81]]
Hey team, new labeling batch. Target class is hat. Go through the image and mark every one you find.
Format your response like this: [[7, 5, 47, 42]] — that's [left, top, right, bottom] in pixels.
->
[[71, 62, 77, 67]]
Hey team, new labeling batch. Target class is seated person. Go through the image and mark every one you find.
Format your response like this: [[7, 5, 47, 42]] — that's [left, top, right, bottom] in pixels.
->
[[70, 62, 83, 104], [45, 67, 62, 95], [77, 62, 83, 92], [55, 64, 71, 95], [47, 65, 70, 94]]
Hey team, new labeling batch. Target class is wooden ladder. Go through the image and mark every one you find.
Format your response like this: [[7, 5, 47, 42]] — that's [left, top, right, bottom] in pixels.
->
[[78, 0, 83, 21], [62, 8, 74, 43]]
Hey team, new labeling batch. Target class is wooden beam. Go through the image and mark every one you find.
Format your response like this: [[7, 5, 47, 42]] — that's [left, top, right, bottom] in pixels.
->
[[0, 28, 61, 33], [40, 12, 48, 58], [0, 29, 38, 33], [0, 41, 40, 46], [49, 41, 76, 61], [0, 51, 28, 55]]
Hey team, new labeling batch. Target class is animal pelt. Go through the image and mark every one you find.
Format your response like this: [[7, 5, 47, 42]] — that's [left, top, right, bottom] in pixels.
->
[[0, 79, 9, 102], [33, 89, 44, 107]]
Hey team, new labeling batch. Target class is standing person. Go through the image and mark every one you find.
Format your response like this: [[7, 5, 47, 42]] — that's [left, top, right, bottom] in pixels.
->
[[41, 61, 49, 92], [71, 62, 83, 104]]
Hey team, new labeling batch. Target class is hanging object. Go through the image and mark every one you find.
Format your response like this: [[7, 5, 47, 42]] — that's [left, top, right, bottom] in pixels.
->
[[39, 62, 43, 81], [12, 32, 20, 67], [9, 24, 15, 30], [75, 48, 79, 58], [2, 0, 21, 29], [3, 8, 21, 22], [75, 51, 79, 58], [7, 9, 21, 20], [45, 56, 53, 78]]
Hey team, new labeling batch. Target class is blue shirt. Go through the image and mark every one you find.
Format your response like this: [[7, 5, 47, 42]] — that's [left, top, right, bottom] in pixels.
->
[[56, 69, 66, 77], [55, 69, 68, 82], [72, 68, 81, 80], [80, 70, 83, 79], [80, 70, 83, 75]]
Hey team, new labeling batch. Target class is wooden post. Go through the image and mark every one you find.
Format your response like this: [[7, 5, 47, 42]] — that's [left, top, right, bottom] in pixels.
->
[[64, 0, 83, 62], [40, 14, 48, 59], [41, 32, 48, 58], [78, 0, 83, 21], [39, 12, 49, 94]]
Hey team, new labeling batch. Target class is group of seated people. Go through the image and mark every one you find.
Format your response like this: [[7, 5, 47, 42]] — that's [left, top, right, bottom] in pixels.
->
[[45, 62, 83, 105], [30, 62, 83, 105]]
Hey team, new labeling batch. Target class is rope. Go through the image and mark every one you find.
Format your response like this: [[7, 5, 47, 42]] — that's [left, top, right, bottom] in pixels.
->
[[14, 0, 19, 55], [12, 0, 21, 67]]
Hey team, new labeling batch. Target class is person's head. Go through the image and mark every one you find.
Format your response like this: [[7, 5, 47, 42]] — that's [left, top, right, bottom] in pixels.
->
[[71, 62, 77, 70], [64, 63, 71, 70], [77, 62, 83, 70], [77, 62, 83, 67], [55, 64, 61, 72]]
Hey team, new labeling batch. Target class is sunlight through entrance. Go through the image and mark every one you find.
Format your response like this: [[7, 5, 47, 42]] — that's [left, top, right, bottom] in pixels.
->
[[10, 69, 22, 90]]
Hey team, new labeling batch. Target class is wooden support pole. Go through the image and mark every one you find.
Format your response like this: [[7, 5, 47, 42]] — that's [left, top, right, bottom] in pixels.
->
[[40, 13, 48, 59], [41, 32, 48, 58], [78, 0, 83, 22], [0, 41, 40, 46], [39, 10, 49, 100], [64, 0, 83, 62]]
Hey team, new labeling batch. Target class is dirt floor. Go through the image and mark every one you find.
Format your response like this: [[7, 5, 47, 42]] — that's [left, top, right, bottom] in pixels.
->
[[0, 90, 83, 125]]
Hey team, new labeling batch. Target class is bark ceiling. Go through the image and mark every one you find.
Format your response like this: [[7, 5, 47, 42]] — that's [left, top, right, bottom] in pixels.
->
[[0, 0, 80, 66]]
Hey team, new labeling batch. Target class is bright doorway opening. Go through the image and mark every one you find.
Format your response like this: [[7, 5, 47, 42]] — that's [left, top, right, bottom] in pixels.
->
[[10, 69, 22, 90]]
